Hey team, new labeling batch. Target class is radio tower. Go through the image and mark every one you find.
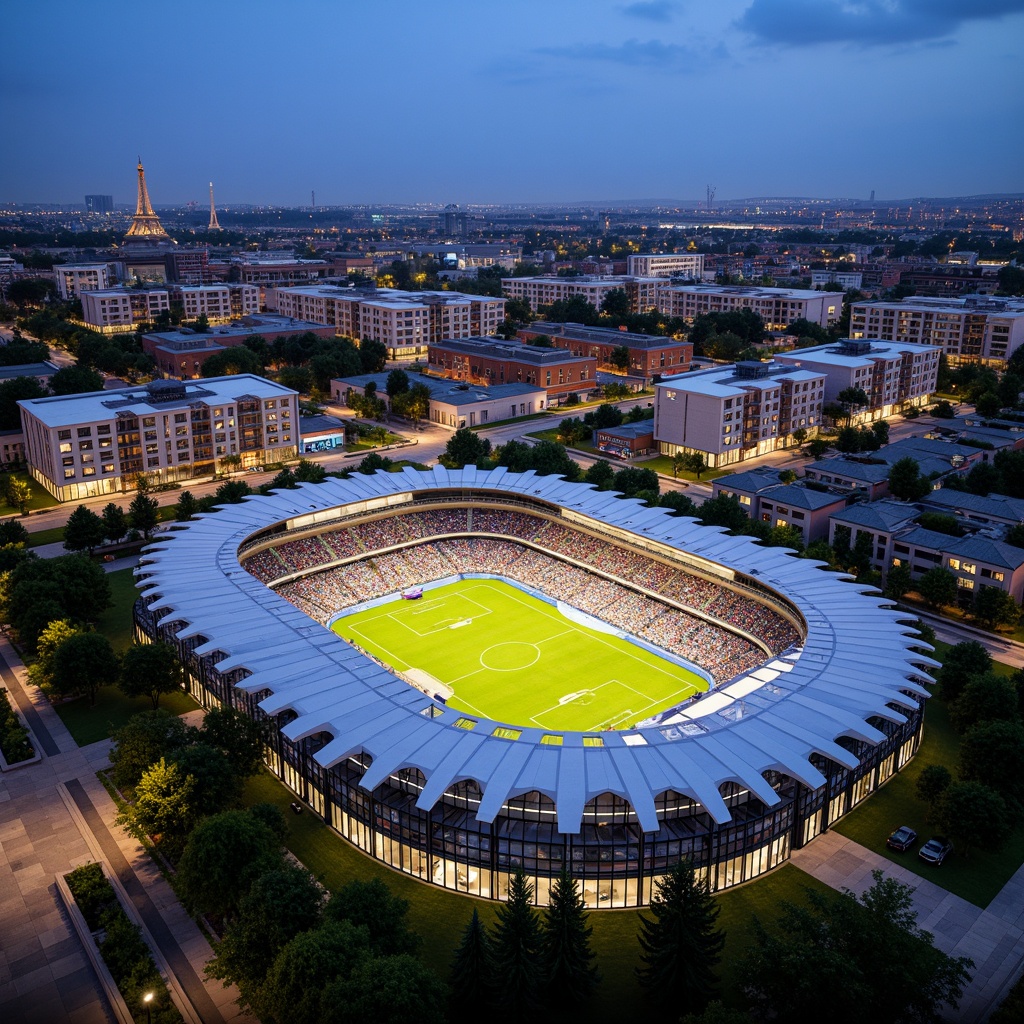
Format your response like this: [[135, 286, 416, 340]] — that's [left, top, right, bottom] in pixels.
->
[[706, 184, 716, 213], [208, 182, 221, 231]]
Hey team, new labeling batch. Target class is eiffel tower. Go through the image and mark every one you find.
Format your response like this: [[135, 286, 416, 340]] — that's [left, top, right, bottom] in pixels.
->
[[208, 182, 221, 231], [124, 157, 170, 243]]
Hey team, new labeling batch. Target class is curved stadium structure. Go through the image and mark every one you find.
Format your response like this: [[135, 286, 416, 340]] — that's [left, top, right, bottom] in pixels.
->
[[133, 467, 937, 908]]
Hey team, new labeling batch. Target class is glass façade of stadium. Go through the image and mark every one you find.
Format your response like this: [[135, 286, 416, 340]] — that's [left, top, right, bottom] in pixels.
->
[[133, 467, 936, 908]]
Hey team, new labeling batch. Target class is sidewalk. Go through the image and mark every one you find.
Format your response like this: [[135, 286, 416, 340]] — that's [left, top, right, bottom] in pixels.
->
[[791, 830, 1024, 1022], [0, 636, 253, 1024]]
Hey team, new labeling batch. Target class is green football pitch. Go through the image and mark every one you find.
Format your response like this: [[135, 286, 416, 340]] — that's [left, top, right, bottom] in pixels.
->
[[332, 579, 706, 732]]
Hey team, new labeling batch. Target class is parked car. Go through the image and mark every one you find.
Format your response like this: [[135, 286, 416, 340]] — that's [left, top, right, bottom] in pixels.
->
[[886, 825, 918, 852], [919, 836, 954, 865]]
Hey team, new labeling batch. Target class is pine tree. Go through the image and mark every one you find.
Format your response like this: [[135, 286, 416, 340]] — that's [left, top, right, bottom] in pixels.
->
[[449, 908, 494, 1020], [490, 869, 543, 1017], [637, 858, 725, 1015], [539, 868, 599, 1010]]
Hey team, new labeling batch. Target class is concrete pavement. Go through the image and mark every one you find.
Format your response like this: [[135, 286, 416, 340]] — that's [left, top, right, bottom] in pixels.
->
[[0, 635, 253, 1024]]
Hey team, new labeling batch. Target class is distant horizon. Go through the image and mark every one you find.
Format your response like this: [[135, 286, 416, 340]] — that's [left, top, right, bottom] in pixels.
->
[[5, 2, 1023, 207]]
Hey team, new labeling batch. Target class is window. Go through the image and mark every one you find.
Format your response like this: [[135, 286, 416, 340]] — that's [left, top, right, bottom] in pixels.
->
[[77, 427, 92, 438], [59, 442, 72, 454], [58, 429, 71, 441]]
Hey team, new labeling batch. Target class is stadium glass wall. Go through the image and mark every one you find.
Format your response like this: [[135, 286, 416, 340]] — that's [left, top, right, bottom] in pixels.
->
[[133, 478, 929, 908]]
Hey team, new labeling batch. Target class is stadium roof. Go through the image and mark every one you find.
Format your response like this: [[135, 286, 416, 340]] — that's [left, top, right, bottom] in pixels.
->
[[136, 468, 934, 834]]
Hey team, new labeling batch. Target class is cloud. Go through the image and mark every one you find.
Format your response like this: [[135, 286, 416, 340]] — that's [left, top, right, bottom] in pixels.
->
[[622, 1, 679, 22], [737, 0, 1024, 48], [538, 37, 725, 70]]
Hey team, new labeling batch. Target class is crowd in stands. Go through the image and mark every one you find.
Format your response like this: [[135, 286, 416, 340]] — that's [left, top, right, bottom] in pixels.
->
[[246, 505, 801, 680]]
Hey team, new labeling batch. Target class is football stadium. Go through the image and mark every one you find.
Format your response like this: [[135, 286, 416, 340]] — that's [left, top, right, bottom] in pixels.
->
[[134, 467, 936, 907]]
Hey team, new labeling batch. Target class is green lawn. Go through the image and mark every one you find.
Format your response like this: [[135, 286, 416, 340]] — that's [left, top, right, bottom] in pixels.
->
[[55, 685, 199, 747], [833, 688, 1024, 907], [637, 454, 730, 482], [335, 579, 705, 731], [95, 567, 144, 653], [0, 471, 59, 514], [527, 427, 599, 453], [241, 769, 831, 1017], [26, 525, 66, 547]]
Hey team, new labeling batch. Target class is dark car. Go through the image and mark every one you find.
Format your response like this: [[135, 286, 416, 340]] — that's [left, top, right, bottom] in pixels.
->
[[886, 825, 918, 852], [919, 836, 954, 865]]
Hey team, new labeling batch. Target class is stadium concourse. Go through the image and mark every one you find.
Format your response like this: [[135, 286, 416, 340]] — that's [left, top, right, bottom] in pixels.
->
[[133, 467, 937, 908]]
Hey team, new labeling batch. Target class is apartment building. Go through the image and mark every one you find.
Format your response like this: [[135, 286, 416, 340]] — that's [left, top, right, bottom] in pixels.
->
[[80, 288, 170, 332], [518, 323, 692, 383], [711, 467, 849, 545], [19, 375, 298, 502], [55, 263, 113, 299], [626, 253, 705, 279], [656, 284, 842, 331], [500, 275, 662, 314], [774, 339, 940, 422], [653, 361, 825, 468], [829, 502, 1024, 602], [427, 337, 596, 399], [271, 285, 506, 359], [174, 284, 260, 323], [849, 296, 1024, 366]]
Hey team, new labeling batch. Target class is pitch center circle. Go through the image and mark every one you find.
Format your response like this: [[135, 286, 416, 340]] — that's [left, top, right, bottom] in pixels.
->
[[480, 642, 541, 672]]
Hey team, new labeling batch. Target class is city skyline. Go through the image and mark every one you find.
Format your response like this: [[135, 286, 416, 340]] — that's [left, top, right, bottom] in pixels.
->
[[4, 0, 1024, 206]]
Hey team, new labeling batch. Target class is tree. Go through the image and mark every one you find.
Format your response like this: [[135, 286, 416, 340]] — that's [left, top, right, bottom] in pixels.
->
[[293, 458, 327, 484], [743, 870, 973, 1024], [682, 451, 708, 479], [116, 757, 197, 855], [490, 869, 544, 1016], [933, 781, 1012, 855], [659, 491, 700, 518], [356, 452, 394, 474], [169, 741, 245, 820], [48, 365, 104, 396], [27, 618, 80, 695], [201, 347, 262, 377], [959, 720, 1024, 811], [608, 344, 630, 371], [199, 704, 265, 778], [613, 466, 660, 498], [324, 877, 418, 956], [935, 640, 991, 702], [176, 809, 284, 921], [49, 631, 118, 705], [540, 869, 599, 1010], [358, 338, 388, 374], [0, 376, 47, 430], [786, 318, 830, 345], [591, 403, 624, 429], [385, 368, 410, 398], [119, 641, 182, 709], [63, 504, 105, 556], [836, 386, 869, 425], [253, 919, 370, 1024], [174, 490, 199, 522], [697, 494, 751, 533], [806, 437, 830, 459], [276, 365, 312, 394], [100, 502, 128, 544], [584, 459, 615, 490], [916, 567, 958, 610], [439, 427, 491, 469], [974, 391, 1003, 418], [637, 859, 724, 1015], [915, 764, 952, 807], [329, 953, 449, 1024], [449, 909, 494, 1018], [972, 586, 1020, 630], [600, 288, 630, 320], [792, 426, 809, 447], [128, 492, 159, 540], [0, 517, 29, 547], [109, 709, 195, 792], [884, 562, 913, 601], [558, 416, 588, 446], [207, 864, 324, 997], [212, 479, 251, 505], [887, 457, 931, 501]]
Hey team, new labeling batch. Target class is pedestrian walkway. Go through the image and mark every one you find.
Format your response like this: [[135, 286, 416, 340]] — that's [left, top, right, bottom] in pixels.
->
[[0, 635, 253, 1024], [791, 830, 1024, 1022]]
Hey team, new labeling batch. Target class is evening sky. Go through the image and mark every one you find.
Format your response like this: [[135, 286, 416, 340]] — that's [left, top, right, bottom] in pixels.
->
[[4, 0, 1023, 206]]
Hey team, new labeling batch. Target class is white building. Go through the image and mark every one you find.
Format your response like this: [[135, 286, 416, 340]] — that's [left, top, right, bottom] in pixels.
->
[[80, 288, 170, 332], [626, 253, 705, 279], [653, 360, 825, 468], [270, 285, 506, 359], [849, 296, 1024, 367], [19, 375, 298, 501], [174, 284, 259, 323], [656, 284, 842, 331], [55, 263, 113, 299], [809, 269, 863, 290], [500, 275, 662, 314], [774, 339, 940, 422]]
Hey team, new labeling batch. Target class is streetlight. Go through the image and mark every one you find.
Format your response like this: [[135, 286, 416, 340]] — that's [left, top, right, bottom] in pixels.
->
[[142, 991, 154, 1024]]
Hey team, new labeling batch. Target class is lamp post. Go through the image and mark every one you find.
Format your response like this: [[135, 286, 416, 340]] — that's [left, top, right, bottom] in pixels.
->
[[143, 991, 154, 1024]]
